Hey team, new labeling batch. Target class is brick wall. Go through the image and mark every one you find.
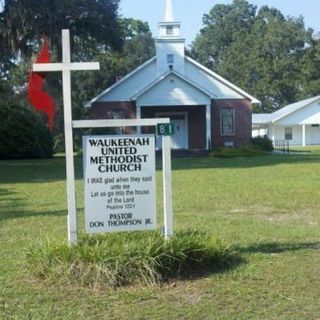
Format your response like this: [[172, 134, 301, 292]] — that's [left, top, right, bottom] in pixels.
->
[[211, 99, 252, 148], [90, 100, 252, 149], [91, 101, 136, 134]]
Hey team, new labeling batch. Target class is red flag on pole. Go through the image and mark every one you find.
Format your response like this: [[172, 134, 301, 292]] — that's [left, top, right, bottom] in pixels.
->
[[27, 38, 55, 130]]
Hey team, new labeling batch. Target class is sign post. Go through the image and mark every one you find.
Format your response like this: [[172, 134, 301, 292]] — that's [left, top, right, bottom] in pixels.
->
[[157, 123, 174, 239], [162, 135, 173, 239]]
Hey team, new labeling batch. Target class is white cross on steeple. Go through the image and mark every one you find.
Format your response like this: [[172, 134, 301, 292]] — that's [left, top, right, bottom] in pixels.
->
[[165, 0, 174, 22]]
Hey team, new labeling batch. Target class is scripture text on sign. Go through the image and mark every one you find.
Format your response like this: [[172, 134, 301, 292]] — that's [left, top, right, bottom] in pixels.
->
[[83, 135, 156, 233]]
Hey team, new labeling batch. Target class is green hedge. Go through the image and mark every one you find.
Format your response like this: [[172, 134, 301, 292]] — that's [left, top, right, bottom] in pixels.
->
[[0, 104, 53, 159], [211, 137, 274, 158], [251, 136, 274, 151], [211, 144, 268, 158]]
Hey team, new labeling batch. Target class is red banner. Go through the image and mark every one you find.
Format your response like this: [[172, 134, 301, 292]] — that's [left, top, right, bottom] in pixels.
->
[[27, 38, 55, 130]]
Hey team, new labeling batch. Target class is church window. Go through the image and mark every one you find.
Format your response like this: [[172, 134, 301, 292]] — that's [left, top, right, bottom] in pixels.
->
[[285, 127, 292, 140], [111, 110, 124, 120], [221, 107, 235, 135], [111, 110, 125, 134], [167, 54, 174, 64], [166, 25, 173, 35]]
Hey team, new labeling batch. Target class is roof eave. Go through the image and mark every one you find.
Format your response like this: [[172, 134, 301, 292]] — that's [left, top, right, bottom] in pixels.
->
[[272, 96, 320, 123], [185, 56, 261, 104], [85, 56, 157, 107], [132, 69, 215, 101]]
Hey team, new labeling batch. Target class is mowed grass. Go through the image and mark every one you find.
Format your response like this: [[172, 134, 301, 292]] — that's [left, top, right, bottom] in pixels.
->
[[1, 149, 320, 319]]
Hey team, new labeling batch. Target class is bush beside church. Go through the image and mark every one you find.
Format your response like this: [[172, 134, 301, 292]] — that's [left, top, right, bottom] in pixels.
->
[[0, 104, 53, 159]]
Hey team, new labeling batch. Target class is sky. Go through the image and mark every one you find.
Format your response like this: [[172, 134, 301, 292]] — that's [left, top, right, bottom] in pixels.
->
[[0, 0, 319, 46], [119, 0, 320, 46]]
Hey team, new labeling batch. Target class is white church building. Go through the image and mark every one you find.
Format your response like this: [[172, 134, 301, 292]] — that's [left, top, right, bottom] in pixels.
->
[[252, 95, 320, 146], [87, 0, 260, 150]]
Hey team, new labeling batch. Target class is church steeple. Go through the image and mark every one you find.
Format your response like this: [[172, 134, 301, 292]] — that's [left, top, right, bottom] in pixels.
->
[[165, 0, 174, 22], [156, 0, 185, 75], [158, 0, 181, 39]]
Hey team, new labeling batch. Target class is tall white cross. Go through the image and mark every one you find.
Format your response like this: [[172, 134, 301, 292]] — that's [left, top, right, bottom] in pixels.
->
[[33, 29, 100, 245]]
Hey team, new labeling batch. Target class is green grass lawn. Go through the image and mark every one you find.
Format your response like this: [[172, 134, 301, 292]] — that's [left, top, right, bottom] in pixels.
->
[[1, 150, 320, 319]]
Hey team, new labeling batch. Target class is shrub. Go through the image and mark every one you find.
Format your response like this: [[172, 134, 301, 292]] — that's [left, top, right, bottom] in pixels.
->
[[0, 104, 53, 159], [251, 136, 274, 151], [211, 144, 267, 158], [25, 231, 241, 288]]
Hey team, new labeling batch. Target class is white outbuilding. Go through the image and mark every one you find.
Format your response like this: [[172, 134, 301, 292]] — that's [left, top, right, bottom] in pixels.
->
[[252, 95, 320, 146]]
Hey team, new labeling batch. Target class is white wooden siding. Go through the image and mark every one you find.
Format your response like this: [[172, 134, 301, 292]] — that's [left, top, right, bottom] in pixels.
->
[[137, 74, 210, 106], [185, 60, 244, 100], [263, 125, 320, 146], [307, 125, 320, 145], [273, 125, 302, 146], [159, 25, 181, 37], [276, 101, 320, 125], [99, 60, 156, 101], [156, 41, 185, 75], [252, 127, 268, 137]]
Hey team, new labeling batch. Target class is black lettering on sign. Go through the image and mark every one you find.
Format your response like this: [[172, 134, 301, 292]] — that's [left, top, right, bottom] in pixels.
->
[[89, 221, 104, 228]]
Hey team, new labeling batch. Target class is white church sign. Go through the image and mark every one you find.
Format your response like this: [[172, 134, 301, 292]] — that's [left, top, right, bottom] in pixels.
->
[[83, 135, 157, 233]]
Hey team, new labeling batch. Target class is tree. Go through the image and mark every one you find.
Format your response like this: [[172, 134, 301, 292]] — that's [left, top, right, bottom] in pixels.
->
[[0, 0, 124, 132], [191, 0, 314, 112], [119, 18, 155, 70], [248, 7, 312, 111], [192, 0, 257, 70], [0, 9, 16, 104], [0, 0, 122, 58], [300, 36, 320, 98], [0, 0, 155, 152]]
